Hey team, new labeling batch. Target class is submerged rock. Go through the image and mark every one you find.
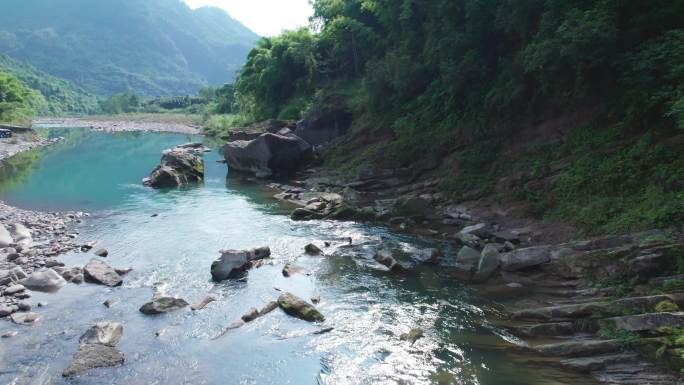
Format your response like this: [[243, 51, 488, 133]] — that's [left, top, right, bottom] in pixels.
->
[[143, 145, 205, 188], [84, 259, 122, 287], [191, 295, 217, 311], [21, 269, 67, 292], [400, 328, 424, 344], [79, 322, 123, 347], [139, 296, 189, 315], [210, 247, 270, 281], [223, 133, 312, 177], [373, 249, 404, 273], [278, 292, 325, 322]]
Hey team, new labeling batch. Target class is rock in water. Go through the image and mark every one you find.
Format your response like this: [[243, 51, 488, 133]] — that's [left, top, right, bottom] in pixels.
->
[[282, 262, 305, 277], [191, 295, 216, 311], [400, 328, 424, 344], [210, 247, 271, 281], [277, 292, 325, 322], [304, 243, 322, 255], [83, 259, 122, 287], [94, 248, 109, 257], [0, 224, 14, 247], [139, 297, 189, 315], [373, 249, 404, 273], [223, 133, 312, 177], [79, 322, 123, 346], [21, 269, 67, 292], [63, 344, 125, 377], [9, 223, 32, 248], [143, 145, 205, 188]]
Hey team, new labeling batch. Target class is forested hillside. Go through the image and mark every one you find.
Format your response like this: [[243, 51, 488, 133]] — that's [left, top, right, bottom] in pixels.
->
[[0, 71, 46, 124], [233, 0, 684, 235], [0, 55, 97, 115], [0, 0, 259, 96]]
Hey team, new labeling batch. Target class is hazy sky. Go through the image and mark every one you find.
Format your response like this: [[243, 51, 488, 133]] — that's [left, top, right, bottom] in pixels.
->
[[183, 0, 313, 36]]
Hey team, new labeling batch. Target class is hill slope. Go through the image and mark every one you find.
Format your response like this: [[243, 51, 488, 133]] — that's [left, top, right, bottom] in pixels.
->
[[0, 0, 259, 96], [0, 54, 98, 115]]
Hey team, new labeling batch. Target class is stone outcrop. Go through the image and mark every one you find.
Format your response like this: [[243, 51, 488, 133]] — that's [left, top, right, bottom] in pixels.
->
[[294, 103, 352, 146], [143, 144, 205, 188], [210, 247, 270, 281], [223, 133, 312, 178]]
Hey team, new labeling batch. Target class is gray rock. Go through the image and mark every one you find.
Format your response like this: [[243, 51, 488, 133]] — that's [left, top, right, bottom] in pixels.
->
[[500, 246, 552, 271], [373, 249, 404, 273], [453, 232, 482, 248], [535, 339, 622, 357], [282, 262, 305, 277], [456, 246, 481, 268], [0, 305, 13, 317], [94, 248, 109, 257], [278, 292, 325, 322], [393, 195, 430, 217], [190, 296, 216, 311], [304, 243, 322, 255], [143, 146, 205, 188], [474, 244, 501, 281], [139, 296, 189, 315], [241, 308, 259, 322], [1, 330, 17, 338], [103, 299, 119, 308], [9, 223, 32, 248], [11, 312, 39, 325], [210, 247, 270, 281], [0, 224, 13, 247], [223, 133, 312, 177], [62, 344, 125, 377], [84, 259, 122, 287], [17, 301, 31, 311], [460, 223, 491, 239], [61, 267, 84, 283], [4, 284, 25, 295], [0, 266, 27, 286], [21, 269, 67, 292], [295, 105, 351, 146], [400, 328, 424, 344], [79, 322, 123, 347], [604, 312, 684, 332]]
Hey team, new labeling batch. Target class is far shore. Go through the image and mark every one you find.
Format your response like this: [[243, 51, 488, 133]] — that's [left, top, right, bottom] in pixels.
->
[[32, 113, 203, 135]]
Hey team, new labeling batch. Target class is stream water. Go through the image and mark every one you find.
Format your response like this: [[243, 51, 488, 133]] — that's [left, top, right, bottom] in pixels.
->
[[0, 128, 592, 385]]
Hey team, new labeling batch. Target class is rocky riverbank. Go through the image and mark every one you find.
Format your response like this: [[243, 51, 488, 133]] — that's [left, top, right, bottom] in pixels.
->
[[262, 166, 684, 384], [0, 202, 86, 320], [218, 119, 684, 384]]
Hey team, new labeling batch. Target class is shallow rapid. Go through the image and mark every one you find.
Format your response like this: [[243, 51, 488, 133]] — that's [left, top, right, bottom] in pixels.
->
[[0, 128, 590, 385]]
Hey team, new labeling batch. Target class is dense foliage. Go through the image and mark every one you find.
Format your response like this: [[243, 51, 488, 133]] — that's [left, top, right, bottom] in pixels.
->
[[234, 0, 684, 234], [0, 54, 98, 115], [0, 71, 45, 124], [0, 0, 259, 96]]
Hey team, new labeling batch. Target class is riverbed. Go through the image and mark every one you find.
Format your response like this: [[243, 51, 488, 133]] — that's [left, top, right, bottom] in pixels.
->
[[0, 128, 595, 385]]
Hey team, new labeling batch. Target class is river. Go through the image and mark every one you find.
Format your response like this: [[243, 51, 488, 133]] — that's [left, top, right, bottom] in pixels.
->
[[0, 128, 591, 385]]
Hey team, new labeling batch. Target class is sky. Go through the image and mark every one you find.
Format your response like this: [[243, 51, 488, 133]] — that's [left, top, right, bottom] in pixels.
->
[[183, 0, 313, 37]]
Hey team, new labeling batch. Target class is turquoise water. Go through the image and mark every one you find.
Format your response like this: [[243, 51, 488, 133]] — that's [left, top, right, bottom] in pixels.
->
[[0, 129, 594, 385]]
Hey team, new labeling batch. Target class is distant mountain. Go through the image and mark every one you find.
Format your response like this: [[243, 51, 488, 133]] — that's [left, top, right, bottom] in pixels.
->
[[0, 0, 259, 96], [0, 54, 98, 115]]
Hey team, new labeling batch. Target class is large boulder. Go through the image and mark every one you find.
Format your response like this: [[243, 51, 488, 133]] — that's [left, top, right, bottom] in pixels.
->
[[474, 244, 501, 281], [223, 133, 312, 177], [64, 324, 126, 378], [0, 224, 14, 247], [295, 103, 352, 146], [277, 292, 325, 322], [21, 269, 67, 292], [143, 145, 205, 188], [83, 259, 122, 287], [210, 247, 271, 281]]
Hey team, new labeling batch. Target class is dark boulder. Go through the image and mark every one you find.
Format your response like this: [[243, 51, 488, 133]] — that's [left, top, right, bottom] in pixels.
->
[[223, 133, 312, 177], [295, 103, 352, 146]]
